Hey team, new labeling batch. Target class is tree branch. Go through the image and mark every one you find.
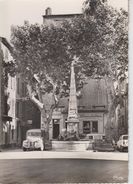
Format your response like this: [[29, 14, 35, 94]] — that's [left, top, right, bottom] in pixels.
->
[[45, 74, 59, 104], [27, 84, 44, 110]]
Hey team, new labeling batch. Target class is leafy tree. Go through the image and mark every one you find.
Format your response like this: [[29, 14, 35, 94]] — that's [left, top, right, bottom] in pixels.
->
[[11, 22, 84, 139], [63, 0, 128, 80], [60, 0, 128, 139], [11, 0, 128, 140]]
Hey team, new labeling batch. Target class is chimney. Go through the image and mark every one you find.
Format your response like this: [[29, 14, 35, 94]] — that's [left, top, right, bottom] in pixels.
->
[[45, 7, 52, 16]]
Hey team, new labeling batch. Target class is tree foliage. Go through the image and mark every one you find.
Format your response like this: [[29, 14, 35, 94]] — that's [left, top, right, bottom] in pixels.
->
[[62, 0, 128, 80], [11, 0, 128, 134], [11, 22, 70, 93], [11, 0, 128, 91]]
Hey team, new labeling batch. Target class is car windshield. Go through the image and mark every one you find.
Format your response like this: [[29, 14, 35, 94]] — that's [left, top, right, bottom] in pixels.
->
[[27, 132, 41, 137], [123, 135, 128, 140]]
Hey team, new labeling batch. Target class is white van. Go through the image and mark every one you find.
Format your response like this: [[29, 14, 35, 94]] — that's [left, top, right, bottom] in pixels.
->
[[117, 134, 128, 152]]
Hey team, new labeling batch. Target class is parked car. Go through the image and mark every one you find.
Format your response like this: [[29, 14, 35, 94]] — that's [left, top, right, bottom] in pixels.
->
[[80, 134, 105, 141], [22, 129, 44, 151], [80, 134, 105, 151], [92, 139, 115, 152], [117, 134, 128, 152]]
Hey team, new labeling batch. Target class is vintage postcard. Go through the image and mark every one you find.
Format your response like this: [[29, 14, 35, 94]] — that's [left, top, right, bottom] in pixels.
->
[[0, 0, 129, 183]]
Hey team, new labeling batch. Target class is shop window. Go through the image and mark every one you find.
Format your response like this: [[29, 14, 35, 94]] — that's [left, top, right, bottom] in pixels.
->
[[83, 121, 91, 134], [83, 121, 98, 134], [88, 135, 93, 139]]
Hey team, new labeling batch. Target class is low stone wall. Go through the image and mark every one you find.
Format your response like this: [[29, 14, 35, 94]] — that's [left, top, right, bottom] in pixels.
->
[[1, 143, 18, 149], [52, 141, 92, 151]]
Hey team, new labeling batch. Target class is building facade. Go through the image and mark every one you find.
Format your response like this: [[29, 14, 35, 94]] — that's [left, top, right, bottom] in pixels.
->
[[15, 74, 41, 144], [49, 79, 108, 140], [0, 37, 17, 147], [0, 37, 41, 148], [43, 7, 82, 26]]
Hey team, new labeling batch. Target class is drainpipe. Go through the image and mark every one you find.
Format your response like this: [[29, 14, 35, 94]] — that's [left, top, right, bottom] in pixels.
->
[[103, 113, 104, 134]]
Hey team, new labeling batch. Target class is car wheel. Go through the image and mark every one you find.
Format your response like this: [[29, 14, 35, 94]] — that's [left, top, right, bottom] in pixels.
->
[[120, 146, 123, 152], [117, 145, 120, 151], [23, 147, 27, 151], [38, 146, 44, 151], [41, 145, 44, 151]]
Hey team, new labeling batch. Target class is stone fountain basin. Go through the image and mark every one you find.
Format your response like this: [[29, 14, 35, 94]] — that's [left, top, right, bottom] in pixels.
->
[[52, 140, 93, 151]]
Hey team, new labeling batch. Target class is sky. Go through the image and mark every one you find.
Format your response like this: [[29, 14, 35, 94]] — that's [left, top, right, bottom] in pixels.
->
[[0, 0, 128, 39]]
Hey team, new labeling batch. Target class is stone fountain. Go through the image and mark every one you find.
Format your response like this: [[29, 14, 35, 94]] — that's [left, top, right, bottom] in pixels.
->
[[52, 60, 91, 151], [65, 60, 80, 140]]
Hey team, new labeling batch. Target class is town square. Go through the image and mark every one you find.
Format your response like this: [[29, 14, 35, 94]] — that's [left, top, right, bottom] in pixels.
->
[[0, 0, 129, 183]]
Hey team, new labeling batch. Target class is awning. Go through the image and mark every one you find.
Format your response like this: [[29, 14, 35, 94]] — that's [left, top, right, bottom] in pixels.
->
[[2, 115, 12, 121]]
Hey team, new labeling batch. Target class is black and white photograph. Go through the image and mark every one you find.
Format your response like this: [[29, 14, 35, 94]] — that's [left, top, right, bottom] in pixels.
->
[[0, 0, 129, 183]]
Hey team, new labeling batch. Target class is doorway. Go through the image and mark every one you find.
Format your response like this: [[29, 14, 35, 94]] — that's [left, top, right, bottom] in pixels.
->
[[53, 121, 60, 139]]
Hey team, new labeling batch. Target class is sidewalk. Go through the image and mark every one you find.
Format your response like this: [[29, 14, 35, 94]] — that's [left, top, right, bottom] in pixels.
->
[[0, 150, 128, 161]]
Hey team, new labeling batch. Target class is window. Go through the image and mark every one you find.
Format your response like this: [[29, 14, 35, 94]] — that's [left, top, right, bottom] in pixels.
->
[[27, 132, 41, 137], [83, 121, 98, 134], [88, 136, 93, 139], [53, 119, 60, 124], [123, 135, 128, 140], [83, 121, 91, 134]]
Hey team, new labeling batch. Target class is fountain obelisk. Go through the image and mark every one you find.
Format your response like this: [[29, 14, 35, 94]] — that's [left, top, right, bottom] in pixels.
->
[[67, 60, 79, 137]]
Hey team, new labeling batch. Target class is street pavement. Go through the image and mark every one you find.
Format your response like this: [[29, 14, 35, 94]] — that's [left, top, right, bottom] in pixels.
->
[[0, 158, 128, 183], [0, 149, 128, 183]]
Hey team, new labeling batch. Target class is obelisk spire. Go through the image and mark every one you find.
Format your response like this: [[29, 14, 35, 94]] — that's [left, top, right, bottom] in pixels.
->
[[67, 60, 79, 136]]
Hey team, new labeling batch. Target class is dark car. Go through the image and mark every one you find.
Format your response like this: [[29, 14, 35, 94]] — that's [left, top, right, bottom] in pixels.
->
[[92, 139, 115, 152]]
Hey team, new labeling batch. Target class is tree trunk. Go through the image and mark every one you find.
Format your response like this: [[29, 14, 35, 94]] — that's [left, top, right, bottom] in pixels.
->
[[27, 85, 57, 146], [40, 108, 49, 140], [105, 76, 117, 140], [0, 42, 3, 150]]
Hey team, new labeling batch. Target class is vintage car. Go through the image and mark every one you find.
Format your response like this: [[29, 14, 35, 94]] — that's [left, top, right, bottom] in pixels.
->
[[22, 129, 44, 151], [92, 139, 115, 152], [80, 134, 105, 142], [117, 134, 128, 152]]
